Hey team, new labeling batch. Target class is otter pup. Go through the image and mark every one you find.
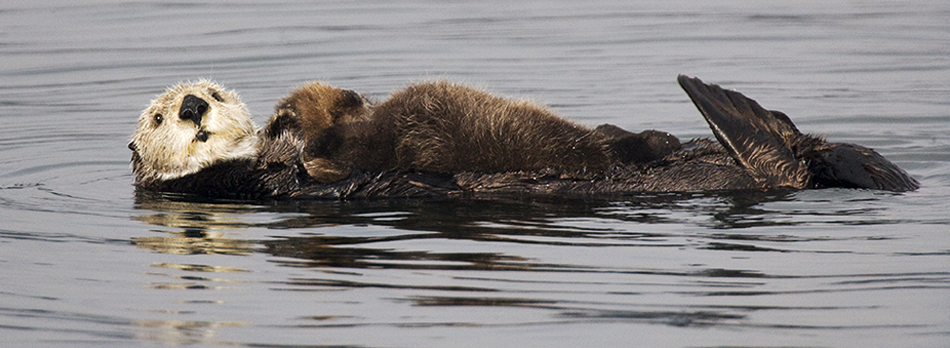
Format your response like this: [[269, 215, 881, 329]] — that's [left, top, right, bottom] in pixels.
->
[[298, 81, 681, 182]]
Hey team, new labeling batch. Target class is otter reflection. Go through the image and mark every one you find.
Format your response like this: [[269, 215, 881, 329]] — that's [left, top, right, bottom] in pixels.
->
[[132, 193, 257, 256], [133, 190, 808, 266]]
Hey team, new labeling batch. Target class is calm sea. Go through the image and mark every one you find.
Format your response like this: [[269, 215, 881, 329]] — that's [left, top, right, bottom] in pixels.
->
[[1, 1, 948, 347]]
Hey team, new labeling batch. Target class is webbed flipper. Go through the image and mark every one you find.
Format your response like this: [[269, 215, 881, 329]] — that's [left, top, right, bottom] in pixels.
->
[[678, 74, 918, 192], [677, 74, 810, 188]]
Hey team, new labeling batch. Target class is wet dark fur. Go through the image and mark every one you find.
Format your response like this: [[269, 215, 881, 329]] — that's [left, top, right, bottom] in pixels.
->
[[132, 76, 918, 200]]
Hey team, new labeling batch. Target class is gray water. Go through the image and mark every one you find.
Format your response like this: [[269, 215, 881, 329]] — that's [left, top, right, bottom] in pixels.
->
[[2, 1, 949, 347]]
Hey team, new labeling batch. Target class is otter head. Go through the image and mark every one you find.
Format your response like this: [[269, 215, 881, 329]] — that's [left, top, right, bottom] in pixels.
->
[[272, 81, 370, 139], [129, 80, 259, 184]]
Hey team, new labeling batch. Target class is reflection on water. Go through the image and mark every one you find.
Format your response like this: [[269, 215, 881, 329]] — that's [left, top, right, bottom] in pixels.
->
[[131, 189, 812, 265], [133, 319, 245, 346], [132, 193, 259, 255], [133, 233, 254, 256], [146, 262, 250, 292], [0, 306, 245, 346], [126, 191, 950, 339]]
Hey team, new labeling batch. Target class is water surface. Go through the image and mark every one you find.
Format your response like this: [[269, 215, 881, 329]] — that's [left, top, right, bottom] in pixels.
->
[[1, 1, 949, 347]]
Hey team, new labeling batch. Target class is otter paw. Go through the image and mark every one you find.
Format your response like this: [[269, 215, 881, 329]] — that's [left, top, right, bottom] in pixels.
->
[[303, 157, 352, 183]]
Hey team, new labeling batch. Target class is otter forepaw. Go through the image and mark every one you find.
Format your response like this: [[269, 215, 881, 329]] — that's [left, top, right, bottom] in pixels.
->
[[303, 157, 352, 183]]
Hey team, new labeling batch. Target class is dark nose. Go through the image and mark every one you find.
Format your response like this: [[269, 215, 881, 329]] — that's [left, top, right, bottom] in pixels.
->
[[179, 94, 208, 126]]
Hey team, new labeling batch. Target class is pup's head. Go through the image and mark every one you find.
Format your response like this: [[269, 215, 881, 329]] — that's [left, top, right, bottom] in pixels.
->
[[273, 81, 370, 139]]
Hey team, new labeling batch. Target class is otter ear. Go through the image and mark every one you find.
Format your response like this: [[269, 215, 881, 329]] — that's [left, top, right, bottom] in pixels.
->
[[263, 108, 301, 138], [340, 89, 364, 108]]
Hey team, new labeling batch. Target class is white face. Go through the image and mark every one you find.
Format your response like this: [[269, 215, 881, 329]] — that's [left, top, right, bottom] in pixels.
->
[[130, 80, 259, 182]]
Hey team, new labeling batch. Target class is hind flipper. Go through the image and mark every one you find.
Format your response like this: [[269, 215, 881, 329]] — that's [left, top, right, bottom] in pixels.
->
[[677, 74, 810, 188]]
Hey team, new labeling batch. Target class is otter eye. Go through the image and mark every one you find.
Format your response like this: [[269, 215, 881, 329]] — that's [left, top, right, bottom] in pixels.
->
[[153, 113, 163, 125], [211, 92, 223, 102]]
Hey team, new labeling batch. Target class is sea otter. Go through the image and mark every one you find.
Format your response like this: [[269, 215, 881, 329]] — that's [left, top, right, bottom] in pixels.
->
[[129, 80, 360, 197], [129, 80, 258, 186], [128, 76, 918, 200]]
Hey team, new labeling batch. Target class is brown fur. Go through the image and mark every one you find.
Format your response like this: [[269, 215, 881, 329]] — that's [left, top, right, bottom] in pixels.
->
[[271, 82, 371, 182], [292, 81, 678, 183], [381, 81, 615, 173], [274, 82, 370, 139]]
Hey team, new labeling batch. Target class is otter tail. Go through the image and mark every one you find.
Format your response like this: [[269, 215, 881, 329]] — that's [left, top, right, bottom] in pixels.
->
[[677, 74, 918, 192]]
